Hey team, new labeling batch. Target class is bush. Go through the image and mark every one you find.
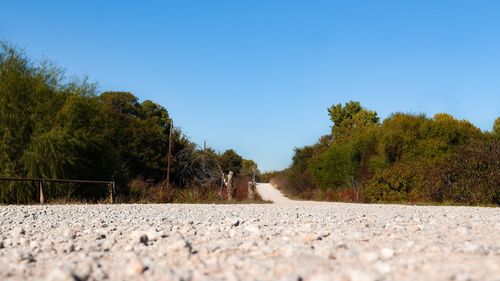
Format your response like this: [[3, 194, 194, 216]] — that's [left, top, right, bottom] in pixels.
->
[[363, 160, 436, 203], [274, 102, 499, 206], [127, 178, 174, 203], [124, 175, 265, 204], [437, 139, 500, 205], [261, 171, 281, 183], [309, 144, 354, 190], [269, 168, 316, 200]]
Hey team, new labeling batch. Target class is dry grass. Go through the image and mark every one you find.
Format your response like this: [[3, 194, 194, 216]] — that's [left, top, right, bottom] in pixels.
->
[[1, 176, 268, 205], [121, 176, 265, 204]]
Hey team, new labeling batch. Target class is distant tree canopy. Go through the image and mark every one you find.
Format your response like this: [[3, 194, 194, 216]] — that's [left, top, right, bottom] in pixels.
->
[[219, 149, 243, 175], [328, 101, 379, 144], [240, 159, 259, 179], [494, 117, 500, 138], [276, 100, 499, 205], [0, 42, 108, 183], [0, 42, 259, 203], [97, 91, 171, 183]]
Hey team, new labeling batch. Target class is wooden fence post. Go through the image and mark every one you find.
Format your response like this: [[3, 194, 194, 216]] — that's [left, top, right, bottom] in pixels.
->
[[109, 182, 115, 204], [166, 120, 173, 189], [248, 182, 255, 200], [39, 180, 45, 204]]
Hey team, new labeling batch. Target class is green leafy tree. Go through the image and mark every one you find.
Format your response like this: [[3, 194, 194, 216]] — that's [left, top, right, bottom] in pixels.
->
[[0, 43, 47, 178], [98, 92, 171, 184], [364, 160, 435, 203], [278, 102, 497, 205], [286, 146, 316, 196], [494, 117, 500, 139], [328, 101, 379, 144], [219, 149, 243, 175], [0, 44, 116, 202], [423, 113, 482, 146], [240, 159, 259, 179], [308, 144, 354, 190], [0, 42, 259, 203], [437, 139, 500, 205], [380, 113, 428, 163]]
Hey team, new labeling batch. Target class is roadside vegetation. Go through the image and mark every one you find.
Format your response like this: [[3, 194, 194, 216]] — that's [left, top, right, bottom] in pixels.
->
[[0, 42, 262, 204], [267, 101, 500, 206]]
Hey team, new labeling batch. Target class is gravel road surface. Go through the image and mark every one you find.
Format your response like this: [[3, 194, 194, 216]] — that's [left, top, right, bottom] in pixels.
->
[[1, 183, 499, 281]]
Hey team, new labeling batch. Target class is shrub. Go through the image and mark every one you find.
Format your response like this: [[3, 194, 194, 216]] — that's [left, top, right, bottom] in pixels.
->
[[127, 178, 174, 203], [261, 171, 281, 183], [493, 117, 500, 139], [309, 144, 355, 190], [438, 139, 500, 205], [363, 160, 438, 203]]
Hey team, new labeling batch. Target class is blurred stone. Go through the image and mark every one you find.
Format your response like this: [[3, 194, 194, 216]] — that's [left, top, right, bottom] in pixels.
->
[[380, 248, 395, 260]]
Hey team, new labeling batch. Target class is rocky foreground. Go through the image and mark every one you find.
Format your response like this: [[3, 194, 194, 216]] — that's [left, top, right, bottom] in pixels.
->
[[0, 203, 499, 281]]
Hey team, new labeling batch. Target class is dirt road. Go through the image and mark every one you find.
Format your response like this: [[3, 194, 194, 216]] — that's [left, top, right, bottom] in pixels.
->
[[256, 183, 296, 204]]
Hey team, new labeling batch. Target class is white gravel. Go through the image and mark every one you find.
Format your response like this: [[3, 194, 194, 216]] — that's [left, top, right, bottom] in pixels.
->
[[1, 184, 499, 281]]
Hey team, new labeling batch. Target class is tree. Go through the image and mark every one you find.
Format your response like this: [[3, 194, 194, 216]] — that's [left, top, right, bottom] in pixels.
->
[[424, 113, 482, 146], [0, 42, 52, 178], [98, 92, 171, 184], [173, 143, 221, 187], [438, 139, 500, 205], [380, 113, 428, 163], [494, 117, 500, 139], [308, 144, 354, 190], [328, 101, 379, 143], [0, 42, 260, 203], [219, 149, 243, 175], [364, 160, 434, 203], [0, 43, 116, 202], [241, 159, 259, 179]]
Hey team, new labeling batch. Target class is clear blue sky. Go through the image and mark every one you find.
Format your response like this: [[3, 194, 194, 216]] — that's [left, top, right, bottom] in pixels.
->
[[1, 1, 499, 171]]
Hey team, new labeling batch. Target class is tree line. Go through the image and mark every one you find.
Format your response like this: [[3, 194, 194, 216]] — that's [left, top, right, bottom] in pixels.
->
[[268, 101, 500, 206], [0, 42, 260, 203]]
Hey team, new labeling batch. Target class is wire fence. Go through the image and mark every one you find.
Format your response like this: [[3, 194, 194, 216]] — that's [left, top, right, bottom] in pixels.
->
[[0, 177, 115, 204]]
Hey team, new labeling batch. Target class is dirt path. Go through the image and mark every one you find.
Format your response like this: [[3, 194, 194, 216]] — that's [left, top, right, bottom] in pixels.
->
[[256, 183, 326, 205], [256, 183, 296, 204]]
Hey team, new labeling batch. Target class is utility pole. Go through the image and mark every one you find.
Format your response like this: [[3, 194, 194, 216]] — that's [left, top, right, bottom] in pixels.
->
[[165, 120, 173, 189]]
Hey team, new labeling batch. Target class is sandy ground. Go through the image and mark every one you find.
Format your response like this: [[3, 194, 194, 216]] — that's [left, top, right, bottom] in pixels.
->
[[256, 183, 296, 204], [0, 184, 499, 281]]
